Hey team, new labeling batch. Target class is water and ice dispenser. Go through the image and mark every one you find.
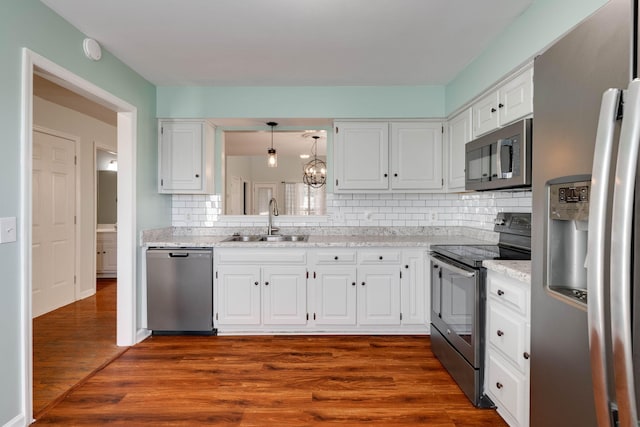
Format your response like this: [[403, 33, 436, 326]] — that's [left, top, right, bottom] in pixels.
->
[[545, 176, 591, 307]]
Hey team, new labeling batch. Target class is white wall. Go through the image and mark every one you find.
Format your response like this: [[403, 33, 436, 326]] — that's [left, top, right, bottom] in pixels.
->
[[33, 95, 117, 299]]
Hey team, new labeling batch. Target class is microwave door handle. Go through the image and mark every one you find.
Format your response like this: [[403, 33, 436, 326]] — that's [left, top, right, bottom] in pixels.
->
[[495, 138, 512, 179], [611, 79, 640, 427], [588, 88, 620, 427]]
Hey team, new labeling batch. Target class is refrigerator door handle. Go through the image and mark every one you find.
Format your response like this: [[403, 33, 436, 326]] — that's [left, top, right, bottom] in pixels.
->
[[611, 79, 640, 427], [588, 88, 621, 427]]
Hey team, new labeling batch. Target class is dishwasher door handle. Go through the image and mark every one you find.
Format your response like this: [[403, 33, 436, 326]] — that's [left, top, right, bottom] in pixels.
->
[[169, 252, 190, 258]]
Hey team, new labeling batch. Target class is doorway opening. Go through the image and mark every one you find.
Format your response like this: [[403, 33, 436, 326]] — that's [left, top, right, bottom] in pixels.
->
[[21, 49, 138, 421]]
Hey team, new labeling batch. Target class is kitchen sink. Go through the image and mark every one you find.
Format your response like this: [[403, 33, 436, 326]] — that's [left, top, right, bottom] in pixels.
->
[[259, 234, 308, 242], [222, 234, 308, 243]]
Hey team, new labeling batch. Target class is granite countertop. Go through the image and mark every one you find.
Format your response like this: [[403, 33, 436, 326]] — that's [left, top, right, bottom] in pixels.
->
[[483, 260, 531, 284], [142, 226, 498, 249]]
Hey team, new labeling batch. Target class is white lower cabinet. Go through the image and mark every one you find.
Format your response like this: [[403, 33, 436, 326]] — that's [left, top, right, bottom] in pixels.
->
[[262, 266, 308, 326], [96, 231, 117, 277], [357, 264, 401, 325], [215, 247, 428, 334], [485, 270, 531, 427], [215, 249, 307, 331]]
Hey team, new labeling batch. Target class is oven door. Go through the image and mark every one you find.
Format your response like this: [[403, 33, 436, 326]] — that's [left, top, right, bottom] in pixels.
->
[[430, 254, 482, 368]]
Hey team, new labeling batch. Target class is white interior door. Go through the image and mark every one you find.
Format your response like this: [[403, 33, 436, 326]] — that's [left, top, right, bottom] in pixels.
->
[[32, 128, 77, 318]]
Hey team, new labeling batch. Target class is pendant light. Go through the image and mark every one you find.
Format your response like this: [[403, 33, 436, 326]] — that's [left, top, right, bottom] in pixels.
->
[[266, 121, 278, 168], [303, 135, 326, 188]]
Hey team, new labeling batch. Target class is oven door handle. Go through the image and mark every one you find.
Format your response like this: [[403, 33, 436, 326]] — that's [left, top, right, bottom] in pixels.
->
[[429, 254, 476, 278]]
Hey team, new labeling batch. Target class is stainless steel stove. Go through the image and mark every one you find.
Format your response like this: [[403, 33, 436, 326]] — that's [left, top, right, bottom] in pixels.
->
[[429, 212, 531, 408]]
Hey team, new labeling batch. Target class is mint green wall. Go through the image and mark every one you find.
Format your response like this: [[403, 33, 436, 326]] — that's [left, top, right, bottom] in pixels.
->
[[0, 1, 169, 423], [157, 85, 445, 118], [445, 0, 609, 114]]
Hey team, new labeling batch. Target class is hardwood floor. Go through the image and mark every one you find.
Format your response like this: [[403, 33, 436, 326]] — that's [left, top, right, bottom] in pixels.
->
[[34, 334, 507, 426], [33, 279, 125, 418]]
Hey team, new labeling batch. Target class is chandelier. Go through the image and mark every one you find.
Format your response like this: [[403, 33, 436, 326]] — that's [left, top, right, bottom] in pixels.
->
[[303, 135, 326, 188]]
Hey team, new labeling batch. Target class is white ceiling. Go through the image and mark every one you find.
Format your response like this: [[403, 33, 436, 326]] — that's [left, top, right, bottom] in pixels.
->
[[225, 129, 327, 157], [40, 0, 533, 87]]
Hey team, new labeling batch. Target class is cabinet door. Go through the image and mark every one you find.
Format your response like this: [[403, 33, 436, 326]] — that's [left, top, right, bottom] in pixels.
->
[[216, 265, 261, 325], [96, 238, 104, 273], [262, 266, 308, 325], [401, 250, 426, 325], [499, 67, 533, 126], [314, 266, 357, 325], [101, 233, 118, 273], [446, 109, 472, 191], [334, 122, 389, 191], [159, 121, 205, 193], [390, 122, 443, 190], [472, 92, 500, 137], [358, 265, 401, 325]]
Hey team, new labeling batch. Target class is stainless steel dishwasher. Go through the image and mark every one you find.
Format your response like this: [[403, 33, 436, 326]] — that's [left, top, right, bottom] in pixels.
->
[[146, 248, 216, 334]]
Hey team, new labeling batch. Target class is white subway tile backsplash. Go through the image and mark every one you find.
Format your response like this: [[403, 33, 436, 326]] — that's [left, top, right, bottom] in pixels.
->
[[170, 190, 532, 230]]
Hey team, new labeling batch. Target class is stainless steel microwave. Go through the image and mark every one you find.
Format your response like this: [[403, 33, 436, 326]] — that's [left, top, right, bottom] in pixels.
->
[[465, 118, 532, 191]]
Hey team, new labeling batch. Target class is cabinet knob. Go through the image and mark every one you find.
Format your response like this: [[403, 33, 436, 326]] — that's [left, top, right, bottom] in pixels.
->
[[497, 289, 505, 296], [352, 282, 356, 286], [498, 103, 504, 108], [254, 281, 259, 286], [384, 173, 388, 178], [394, 173, 398, 177], [405, 265, 409, 269], [491, 107, 497, 113], [361, 282, 366, 286], [497, 330, 504, 337], [523, 352, 530, 360], [265, 281, 269, 286], [379, 256, 383, 260], [195, 174, 200, 178], [334, 256, 339, 260], [496, 382, 503, 389]]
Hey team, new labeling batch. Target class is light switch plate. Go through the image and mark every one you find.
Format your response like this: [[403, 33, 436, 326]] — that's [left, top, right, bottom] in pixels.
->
[[0, 217, 17, 243]]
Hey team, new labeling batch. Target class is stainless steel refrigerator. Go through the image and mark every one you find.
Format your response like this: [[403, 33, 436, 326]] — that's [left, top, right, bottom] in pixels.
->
[[531, 0, 639, 425]]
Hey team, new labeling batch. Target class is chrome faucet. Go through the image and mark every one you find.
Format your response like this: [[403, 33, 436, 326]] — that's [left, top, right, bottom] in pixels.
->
[[267, 197, 279, 235]]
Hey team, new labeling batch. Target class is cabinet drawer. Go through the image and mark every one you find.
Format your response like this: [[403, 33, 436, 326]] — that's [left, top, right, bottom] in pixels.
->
[[216, 249, 306, 264], [488, 272, 529, 317], [488, 304, 528, 372], [314, 250, 357, 265], [486, 352, 528, 427], [358, 250, 401, 264]]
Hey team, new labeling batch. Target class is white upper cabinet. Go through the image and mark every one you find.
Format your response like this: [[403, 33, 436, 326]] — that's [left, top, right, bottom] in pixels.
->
[[390, 122, 443, 190], [334, 122, 389, 190], [445, 108, 472, 191], [334, 121, 443, 192], [472, 66, 533, 138], [158, 119, 215, 194]]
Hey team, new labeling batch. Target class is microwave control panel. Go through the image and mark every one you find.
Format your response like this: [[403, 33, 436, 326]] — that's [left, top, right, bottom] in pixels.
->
[[548, 180, 590, 222]]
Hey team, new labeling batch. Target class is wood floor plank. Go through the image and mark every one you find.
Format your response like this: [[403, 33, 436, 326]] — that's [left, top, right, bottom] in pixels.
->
[[32, 279, 124, 417], [35, 334, 508, 426]]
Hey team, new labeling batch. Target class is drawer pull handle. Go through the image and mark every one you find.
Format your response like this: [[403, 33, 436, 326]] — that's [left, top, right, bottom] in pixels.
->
[[334, 256, 339, 260], [497, 330, 504, 337], [523, 352, 530, 360], [497, 289, 505, 296], [496, 382, 503, 389]]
